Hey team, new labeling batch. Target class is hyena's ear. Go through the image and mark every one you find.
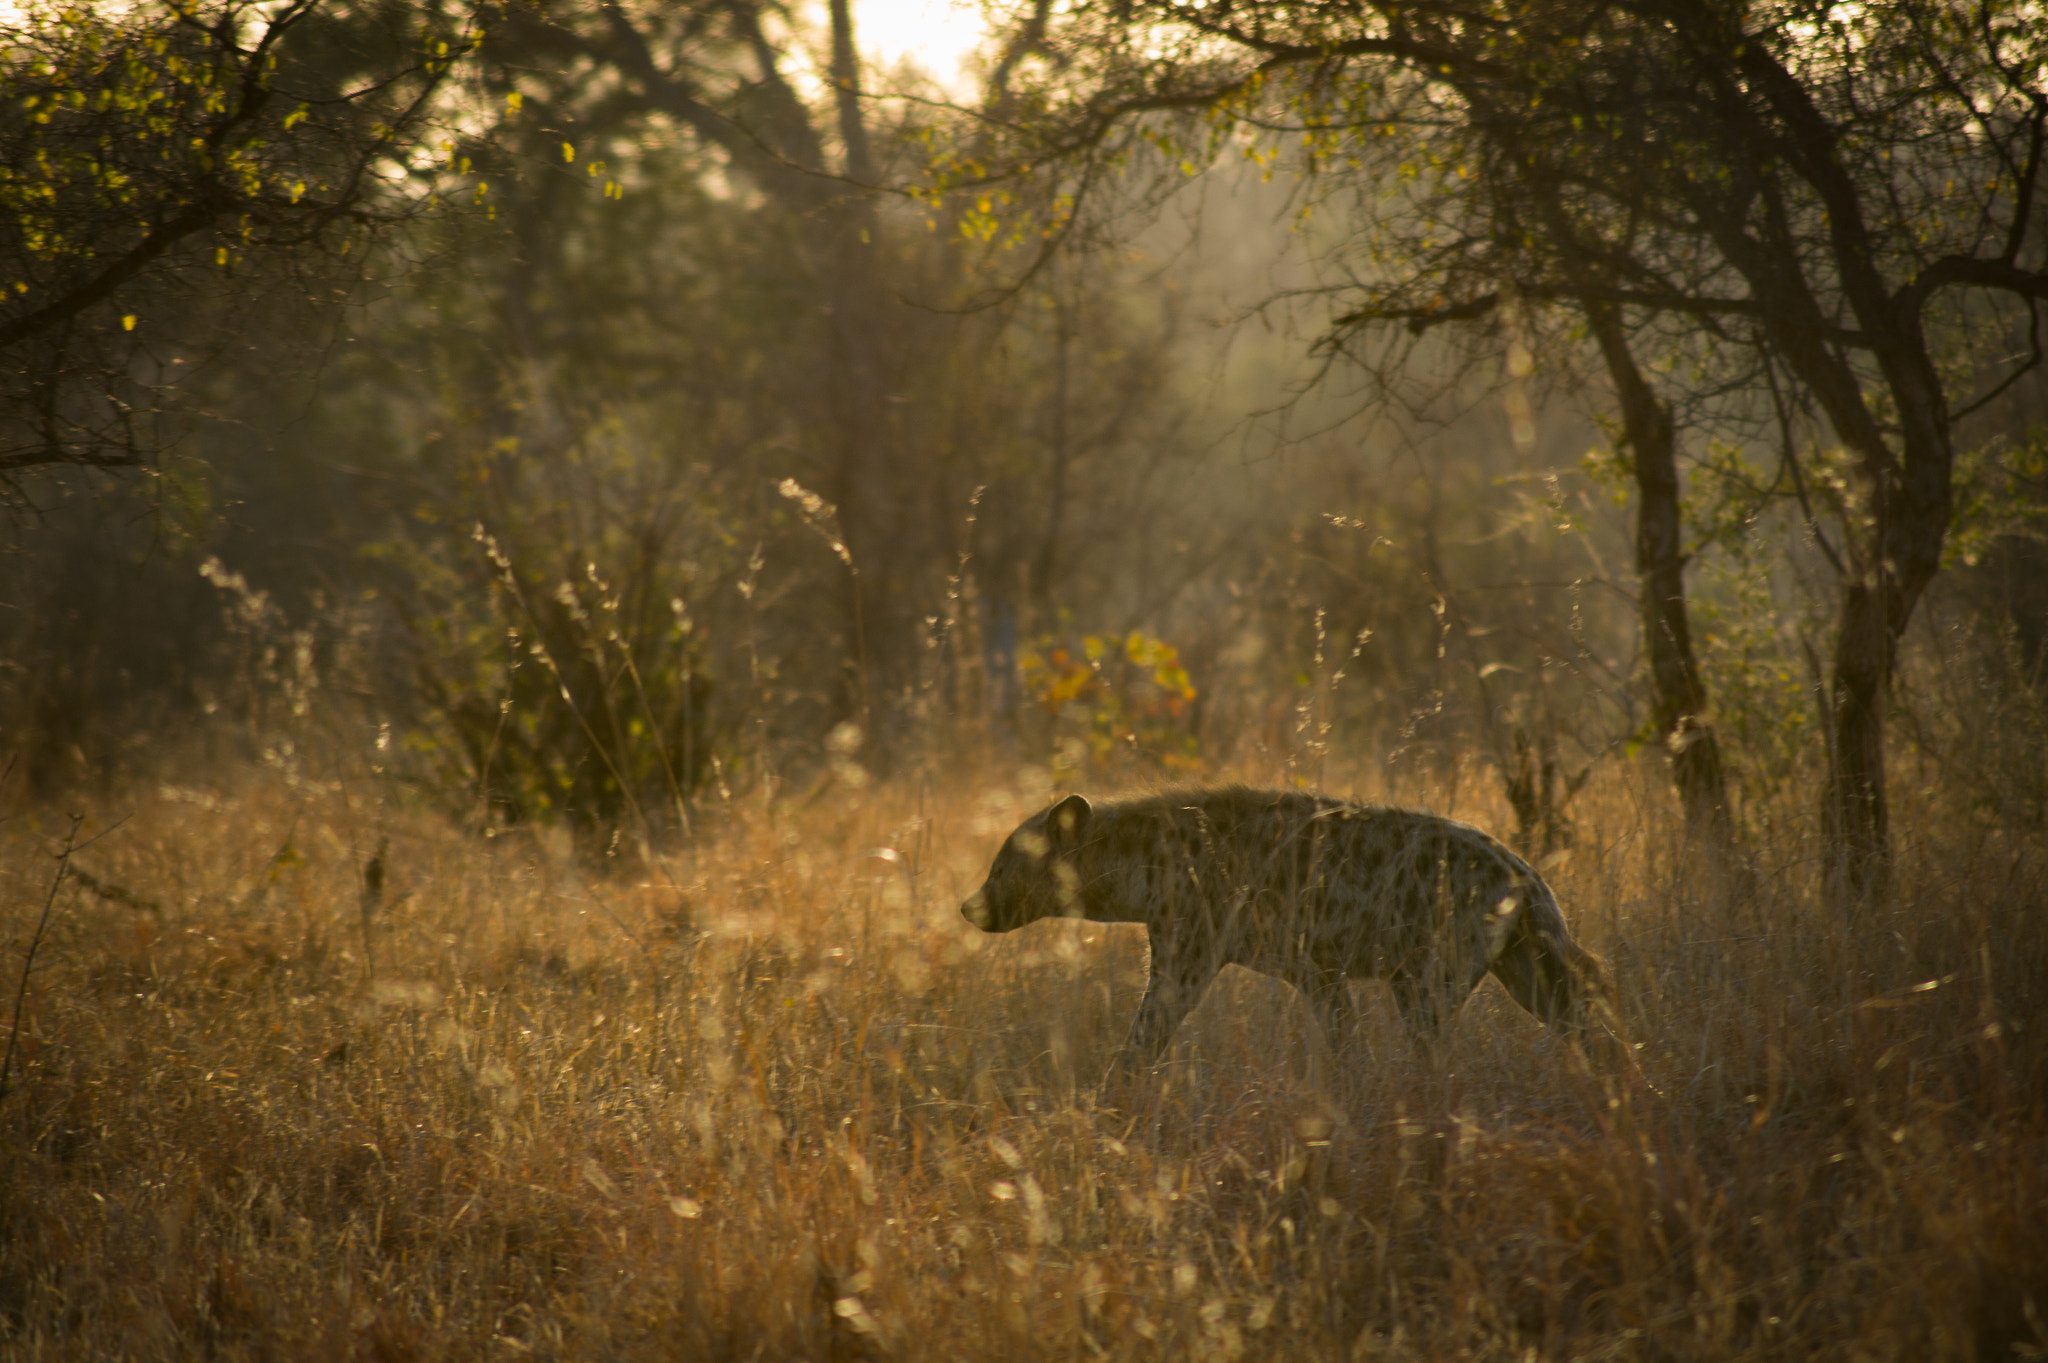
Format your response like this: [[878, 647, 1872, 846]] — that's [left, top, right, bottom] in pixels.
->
[[1047, 793, 1093, 848]]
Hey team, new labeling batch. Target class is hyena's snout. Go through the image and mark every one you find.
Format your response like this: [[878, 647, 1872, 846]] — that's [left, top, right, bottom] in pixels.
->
[[960, 889, 992, 931]]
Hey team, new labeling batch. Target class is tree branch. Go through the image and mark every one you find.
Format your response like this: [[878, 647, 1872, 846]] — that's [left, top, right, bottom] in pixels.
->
[[827, 0, 876, 185], [1896, 254, 2048, 315], [0, 206, 219, 352], [1334, 282, 1862, 339]]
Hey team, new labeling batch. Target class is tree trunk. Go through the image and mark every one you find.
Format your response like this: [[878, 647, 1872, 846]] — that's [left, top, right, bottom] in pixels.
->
[[1585, 303, 1735, 844], [1698, 41, 1968, 907], [1826, 581, 1891, 902], [1820, 347, 1951, 907]]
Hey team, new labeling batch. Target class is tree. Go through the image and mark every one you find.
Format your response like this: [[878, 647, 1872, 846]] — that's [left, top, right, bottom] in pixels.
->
[[466, 0, 936, 736], [189, 0, 1207, 851], [965, 0, 2048, 899], [0, 0, 477, 482], [460, 1, 1206, 753]]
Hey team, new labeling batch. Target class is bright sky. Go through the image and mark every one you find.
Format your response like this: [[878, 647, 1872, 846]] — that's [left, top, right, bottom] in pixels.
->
[[853, 0, 991, 89]]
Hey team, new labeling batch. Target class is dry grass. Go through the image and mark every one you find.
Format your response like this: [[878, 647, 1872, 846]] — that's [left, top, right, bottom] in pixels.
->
[[3, 756, 2046, 1361]]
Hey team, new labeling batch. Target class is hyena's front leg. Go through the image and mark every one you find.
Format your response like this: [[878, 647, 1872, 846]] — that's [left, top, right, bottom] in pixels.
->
[[1389, 966, 1461, 1046], [1110, 943, 1216, 1074], [1302, 968, 1365, 1062]]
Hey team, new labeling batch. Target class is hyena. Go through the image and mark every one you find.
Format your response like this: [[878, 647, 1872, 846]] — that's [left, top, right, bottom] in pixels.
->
[[961, 786, 1609, 1072]]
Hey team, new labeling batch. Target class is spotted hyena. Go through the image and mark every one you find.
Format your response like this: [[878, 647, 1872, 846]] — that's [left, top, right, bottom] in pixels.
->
[[961, 786, 1609, 1072]]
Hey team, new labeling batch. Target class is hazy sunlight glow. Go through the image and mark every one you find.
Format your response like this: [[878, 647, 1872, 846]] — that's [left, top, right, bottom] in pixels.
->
[[854, 0, 988, 89]]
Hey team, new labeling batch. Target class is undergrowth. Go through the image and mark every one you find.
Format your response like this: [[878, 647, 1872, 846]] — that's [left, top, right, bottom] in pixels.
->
[[1, 755, 2044, 1361]]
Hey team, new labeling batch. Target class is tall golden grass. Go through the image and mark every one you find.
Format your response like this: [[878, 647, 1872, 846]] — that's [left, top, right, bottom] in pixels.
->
[[2, 751, 2044, 1360]]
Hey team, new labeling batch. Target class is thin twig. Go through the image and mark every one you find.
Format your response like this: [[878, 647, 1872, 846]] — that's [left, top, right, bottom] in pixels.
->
[[1, 813, 84, 1105]]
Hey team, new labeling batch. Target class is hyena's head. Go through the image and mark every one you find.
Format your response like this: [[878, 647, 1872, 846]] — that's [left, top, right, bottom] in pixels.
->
[[961, 794, 1093, 933]]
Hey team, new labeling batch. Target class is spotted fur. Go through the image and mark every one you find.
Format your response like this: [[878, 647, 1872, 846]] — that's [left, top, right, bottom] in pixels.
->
[[962, 786, 1607, 1071]]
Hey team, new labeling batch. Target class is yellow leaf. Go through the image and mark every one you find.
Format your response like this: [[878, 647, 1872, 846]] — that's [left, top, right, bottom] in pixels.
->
[[561, 142, 574, 163], [122, 314, 136, 331], [506, 91, 522, 112]]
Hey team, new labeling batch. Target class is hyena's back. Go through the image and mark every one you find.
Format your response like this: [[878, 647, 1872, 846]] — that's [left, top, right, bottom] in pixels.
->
[[962, 786, 1604, 1069]]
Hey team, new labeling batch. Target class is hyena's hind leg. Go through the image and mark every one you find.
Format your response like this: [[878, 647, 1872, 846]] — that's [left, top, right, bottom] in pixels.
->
[[1490, 922, 1652, 1087], [1487, 910, 1612, 1042]]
